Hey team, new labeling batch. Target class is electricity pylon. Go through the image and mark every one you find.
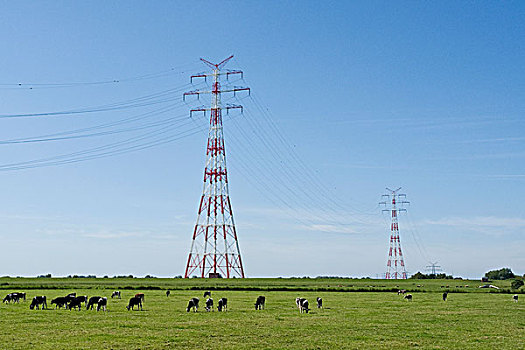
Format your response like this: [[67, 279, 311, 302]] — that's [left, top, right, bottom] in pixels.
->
[[183, 56, 249, 278], [380, 187, 409, 279]]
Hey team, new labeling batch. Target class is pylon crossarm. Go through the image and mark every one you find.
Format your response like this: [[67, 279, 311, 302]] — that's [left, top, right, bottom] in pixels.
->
[[224, 105, 243, 114], [190, 73, 208, 83], [221, 87, 250, 96], [225, 70, 243, 79], [191, 70, 243, 82], [183, 90, 211, 101], [190, 108, 208, 117]]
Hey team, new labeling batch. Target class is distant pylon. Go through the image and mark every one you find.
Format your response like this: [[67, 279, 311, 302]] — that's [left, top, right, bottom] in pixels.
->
[[379, 187, 409, 279], [183, 55, 249, 278], [426, 262, 441, 275]]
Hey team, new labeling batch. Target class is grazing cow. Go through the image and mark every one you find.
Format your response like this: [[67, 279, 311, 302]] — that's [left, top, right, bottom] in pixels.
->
[[10, 293, 20, 303], [3, 294, 13, 303], [204, 291, 211, 298], [4, 292, 26, 303], [217, 298, 227, 312], [404, 294, 413, 301], [443, 292, 448, 302], [51, 297, 69, 309], [166, 290, 170, 297], [65, 293, 77, 304], [111, 291, 121, 299], [187, 297, 199, 312], [97, 297, 108, 312], [29, 296, 47, 310], [134, 293, 145, 302], [513, 294, 518, 303], [255, 296, 265, 310], [87, 296, 102, 310], [317, 297, 323, 309], [299, 299, 309, 313], [75, 295, 88, 307], [67, 298, 83, 311], [205, 298, 214, 312], [5, 292, 24, 303], [296, 298, 308, 312], [397, 289, 407, 295], [126, 297, 143, 311]]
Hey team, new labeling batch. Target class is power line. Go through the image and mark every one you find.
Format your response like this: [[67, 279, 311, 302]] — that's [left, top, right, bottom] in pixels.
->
[[0, 82, 201, 118], [0, 103, 189, 144], [0, 63, 200, 89]]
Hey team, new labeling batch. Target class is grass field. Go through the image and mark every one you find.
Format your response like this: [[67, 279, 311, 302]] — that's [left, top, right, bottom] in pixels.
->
[[0, 278, 523, 349]]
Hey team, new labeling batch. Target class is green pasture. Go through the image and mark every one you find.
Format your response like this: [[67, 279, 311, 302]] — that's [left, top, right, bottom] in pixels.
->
[[0, 279, 523, 349], [0, 276, 519, 293]]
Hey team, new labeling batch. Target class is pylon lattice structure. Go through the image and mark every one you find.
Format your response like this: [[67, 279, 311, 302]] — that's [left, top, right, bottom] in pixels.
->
[[183, 55, 249, 278], [426, 262, 441, 275], [380, 187, 409, 279]]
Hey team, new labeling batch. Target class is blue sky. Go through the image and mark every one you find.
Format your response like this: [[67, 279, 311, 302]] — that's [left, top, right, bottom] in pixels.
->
[[0, 1, 523, 278]]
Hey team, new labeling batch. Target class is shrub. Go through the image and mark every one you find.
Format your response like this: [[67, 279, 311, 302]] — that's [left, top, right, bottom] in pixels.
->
[[485, 268, 515, 280], [511, 279, 524, 290]]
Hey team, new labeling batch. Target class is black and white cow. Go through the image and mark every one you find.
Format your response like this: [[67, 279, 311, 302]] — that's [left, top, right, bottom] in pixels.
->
[[111, 291, 121, 299], [29, 296, 47, 310], [87, 296, 102, 310], [296, 298, 309, 313], [64, 293, 76, 304], [6, 292, 25, 303], [217, 298, 227, 312], [127, 297, 143, 311], [13, 294, 21, 303], [442, 292, 448, 302], [97, 297, 108, 312], [205, 298, 214, 312], [67, 298, 83, 311], [204, 291, 211, 298], [10, 293, 20, 303], [13, 292, 26, 302], [300, 299, 309, 313], [404, 294, 413, 301], [513, 294, 519, 303], [75, 295, 88, 307], [255, 296, 265, 310], [51, 297, 69, 309], [166, 290, 171, 297], [317, 297, 323, 309], [187, 297, 200, 312], [3, 293, 16, 303]]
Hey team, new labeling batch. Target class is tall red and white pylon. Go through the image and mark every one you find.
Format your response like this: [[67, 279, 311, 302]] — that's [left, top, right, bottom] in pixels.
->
[[183, 56, 249, 278], [380, 187, 409, 279]]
